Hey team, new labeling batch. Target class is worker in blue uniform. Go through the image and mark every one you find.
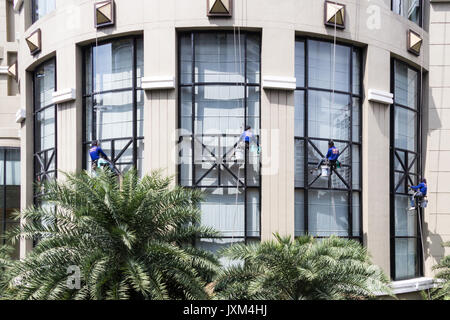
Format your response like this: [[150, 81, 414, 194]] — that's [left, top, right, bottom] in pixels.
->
[[409, 178, 428, 210], [89, 140, 115, 173], [317, 140, 340, 171]]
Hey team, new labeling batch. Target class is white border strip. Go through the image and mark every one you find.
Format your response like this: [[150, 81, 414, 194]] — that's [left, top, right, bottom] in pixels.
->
[[142, 76, 175, 90], [391, 277, 436, 295], [368, 89, 394, 105], [52, 88, 76, 104], [262, 76, 296, 91]]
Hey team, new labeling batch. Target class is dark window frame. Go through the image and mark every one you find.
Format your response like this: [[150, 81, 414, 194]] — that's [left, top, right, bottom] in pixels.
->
[[294, 37, 363, 242], [0, 147, 20, 246], [33, 57, 57, 203], [177, 30, 262, 244], [391, 0, 423, 27], [82, 35, 144, 173], [390, 58, 424, 281]]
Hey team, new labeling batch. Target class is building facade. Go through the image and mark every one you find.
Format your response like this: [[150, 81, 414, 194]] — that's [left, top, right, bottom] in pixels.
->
[[0, 0, 449, 298]]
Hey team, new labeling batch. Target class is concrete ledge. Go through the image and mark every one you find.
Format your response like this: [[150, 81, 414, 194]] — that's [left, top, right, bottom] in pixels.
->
[[15, 109, 26, 123], [52, 88, 76, 104], [391, 277, 435, 295], [142, 76, 175, 90], [262, 76, 296, 91], [13, 0, 23, 11], [368, 89, 394, 105], [0, 66, 9, 75]]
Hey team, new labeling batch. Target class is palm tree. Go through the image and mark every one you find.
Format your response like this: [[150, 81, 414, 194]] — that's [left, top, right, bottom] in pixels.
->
[[0, 245, 14, 298], [2, 170, 220, 300], [430, 242, 450, 300], [213, 234, 392, 300]]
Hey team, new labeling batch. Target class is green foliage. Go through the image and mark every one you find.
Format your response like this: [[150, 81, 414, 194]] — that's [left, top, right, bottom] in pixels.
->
[[213, 234, 392, 300], [1, 170, 220, 300], [0, 245, 14, 298], [430, 242, 450, 300]]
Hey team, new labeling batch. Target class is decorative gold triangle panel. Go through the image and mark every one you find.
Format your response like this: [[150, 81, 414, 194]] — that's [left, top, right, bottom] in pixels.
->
[[208, 0, 232, 17], [325, 1, 345, 29], [8, 62, 17, 80], [408, 30, 422, 56], [26, 29, 41, 55], [95, 0, 115, 28]]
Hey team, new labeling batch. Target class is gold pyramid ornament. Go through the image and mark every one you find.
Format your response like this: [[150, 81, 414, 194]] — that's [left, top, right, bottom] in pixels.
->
[[95, 0, 115, 28], [325, 1, 345, 29], [26, 29, 41, 55], [208, 0, 232, 17], [8, 62, 17, 80], [408, 30, 422, 56]]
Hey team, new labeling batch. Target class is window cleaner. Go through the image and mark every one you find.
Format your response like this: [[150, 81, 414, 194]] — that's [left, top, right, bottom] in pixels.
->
[[89, 140, 118, 175], [409, 178, 428, 211], [89, 140, 108, 171], [315, 140, 340, 177], [235, 126, 260, 162]]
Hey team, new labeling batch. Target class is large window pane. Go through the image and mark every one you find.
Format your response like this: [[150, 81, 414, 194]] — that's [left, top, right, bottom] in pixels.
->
[[201, 188, 245, 238], [308, 91, 351, 140], [295, 41, 305, 88], [90, 91, 134, 141], [195, 33, 245, 83], [93, 39, 134, 92], [295, 191, 305, 236], [34, 60, 55, 111], [295, 91, 305, 137], [394, 60, 418, 109], [395, 107, 417, 152], [308, 190, 349, 237], [195, 85, 245, 135], [395, 195, 417, 237], [308, 40, 351, 92], [395, 238, 418, 280]]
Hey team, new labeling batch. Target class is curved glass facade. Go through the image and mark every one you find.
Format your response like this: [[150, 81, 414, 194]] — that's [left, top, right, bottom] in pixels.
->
[[294, 38, 362, 240], [178, 32, 261, 253], [83, 37, 144, 175], [33, 58, 56, 200], [390, 59, 422, 280]]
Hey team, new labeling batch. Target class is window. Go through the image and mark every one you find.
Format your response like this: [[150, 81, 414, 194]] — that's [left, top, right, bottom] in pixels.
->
[[34, 58, 56, 201], [391, 59, 422, 280], [178, 32, 261, 254], [32, 0, 56, 23], [392, 0, 422, 26], [294, 39, 362, 241], [0, 148, 20, 258], [83, 37, 144, 175]]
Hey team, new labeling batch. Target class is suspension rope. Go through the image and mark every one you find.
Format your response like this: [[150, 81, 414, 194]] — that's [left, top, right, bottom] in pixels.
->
[[417, 0, 430, 299], [231, 1, 245, 243]]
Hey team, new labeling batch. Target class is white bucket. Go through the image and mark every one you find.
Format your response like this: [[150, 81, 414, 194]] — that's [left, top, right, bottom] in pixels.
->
[[235, 149, 245, 161], [420, 199, 428, 208], [321, 165, 330, 177]]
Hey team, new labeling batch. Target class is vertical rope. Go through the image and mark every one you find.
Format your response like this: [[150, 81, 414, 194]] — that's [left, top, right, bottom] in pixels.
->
[[417, 0, 430, 299]]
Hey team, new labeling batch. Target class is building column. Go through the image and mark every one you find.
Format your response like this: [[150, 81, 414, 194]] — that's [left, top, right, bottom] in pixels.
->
[[362, 46, 391, 275], [260, 27, 295, 240]]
